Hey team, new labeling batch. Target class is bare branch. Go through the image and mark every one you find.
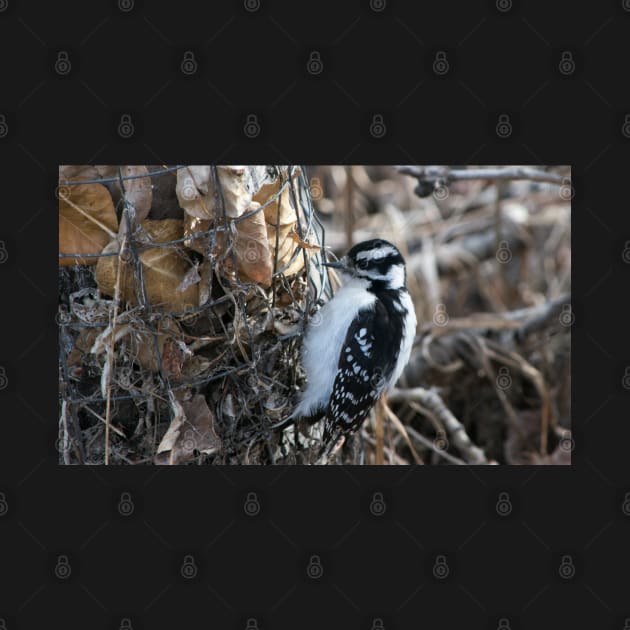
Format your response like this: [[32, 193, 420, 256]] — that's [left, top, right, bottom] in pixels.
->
[[389, 386, 489, 464], [397, 165, 567, 186]]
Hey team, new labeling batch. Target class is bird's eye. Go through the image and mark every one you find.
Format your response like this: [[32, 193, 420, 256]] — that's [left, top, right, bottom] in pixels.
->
[[357, 259, 369, 270]]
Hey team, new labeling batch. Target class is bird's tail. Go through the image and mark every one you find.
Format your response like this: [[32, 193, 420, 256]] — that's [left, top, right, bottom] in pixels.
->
[[270, 407, 325, 433], [269, 412, 297, 432]]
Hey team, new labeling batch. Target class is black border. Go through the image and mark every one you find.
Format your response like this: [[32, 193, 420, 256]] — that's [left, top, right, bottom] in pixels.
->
[[1, 1, 629, 628]]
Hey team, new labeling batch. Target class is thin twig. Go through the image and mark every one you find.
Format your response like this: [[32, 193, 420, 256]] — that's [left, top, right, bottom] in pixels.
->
[[403, 424, 465, 465], [60, 400, 71, 465], [375, 399, 385, 464], [381, 399, 423, 464], [103, 232, 128, 465], [397, 165, 566, 186], [58, 191, 118, 239], [344, 165, 354, 249], [388, 387, 489, 464], [82, 404, 126, 437]]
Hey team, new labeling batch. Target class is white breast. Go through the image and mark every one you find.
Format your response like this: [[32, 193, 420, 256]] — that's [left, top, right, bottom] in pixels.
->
[[293, 278, 376, 418], [387, 290, 417, 388]]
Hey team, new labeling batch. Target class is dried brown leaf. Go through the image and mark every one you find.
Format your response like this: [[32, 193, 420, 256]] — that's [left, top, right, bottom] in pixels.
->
[[215, 165, 272, 218], [119, 165, 152, 221], [253, 167, 300, 226], [155, 394, 221, 464], [184, 215, 211, 255], [176, 166, 212, 219], [59, 165, 101, 181], [94, 219, 199, 311], [233, 202, 273, 287], [59, 182, 118, 266]]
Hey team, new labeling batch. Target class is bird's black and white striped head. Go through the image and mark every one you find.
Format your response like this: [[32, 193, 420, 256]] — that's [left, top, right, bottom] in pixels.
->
[[326, 238, 407, 292]]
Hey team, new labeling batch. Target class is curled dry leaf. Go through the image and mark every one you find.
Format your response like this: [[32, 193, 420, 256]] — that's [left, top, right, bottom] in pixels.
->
[[88, 316, 184, 375], [59, 165, 118, 182], [66, 328, 100, 367], [215, 165, 273, 218], [288, 227, 321, 250], [176, 166, 212, 219], [253, 166, 299, 226], [118, 165, 152, 221], [207, 214, 274, 287], [231, 202, 273, 287], [184, 215, 211, 255], [253, 167, 308, 276], [180, 166, 304, 286], [155, 394, 222, 465], [60, 165, 101, 181], [59, 182, 118, 266], [178, 165, 275, 221], [95, 219, 199, 312], [177, 262, 201, 293]]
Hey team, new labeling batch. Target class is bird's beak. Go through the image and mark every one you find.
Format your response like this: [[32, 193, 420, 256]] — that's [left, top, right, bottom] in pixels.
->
[[322, 255, 352, 274], [322, 260, 345, 270]]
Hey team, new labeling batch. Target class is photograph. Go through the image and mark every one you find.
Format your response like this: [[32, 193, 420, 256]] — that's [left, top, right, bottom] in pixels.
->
[[58, 164, 571, 465]]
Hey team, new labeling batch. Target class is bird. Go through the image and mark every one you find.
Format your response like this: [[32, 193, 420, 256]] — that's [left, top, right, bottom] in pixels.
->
[[276, 238, 417, 461]]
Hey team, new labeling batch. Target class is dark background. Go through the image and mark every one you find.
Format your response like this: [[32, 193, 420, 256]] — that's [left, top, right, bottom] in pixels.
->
[[1, 0, 629, 628]]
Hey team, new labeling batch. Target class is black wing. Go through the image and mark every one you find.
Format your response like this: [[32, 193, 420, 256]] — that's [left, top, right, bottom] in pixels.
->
[[322, 301, 398, 444]]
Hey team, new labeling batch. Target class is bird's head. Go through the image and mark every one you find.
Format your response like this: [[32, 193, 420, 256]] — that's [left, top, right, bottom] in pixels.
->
[[323, 238, 407, 291]]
